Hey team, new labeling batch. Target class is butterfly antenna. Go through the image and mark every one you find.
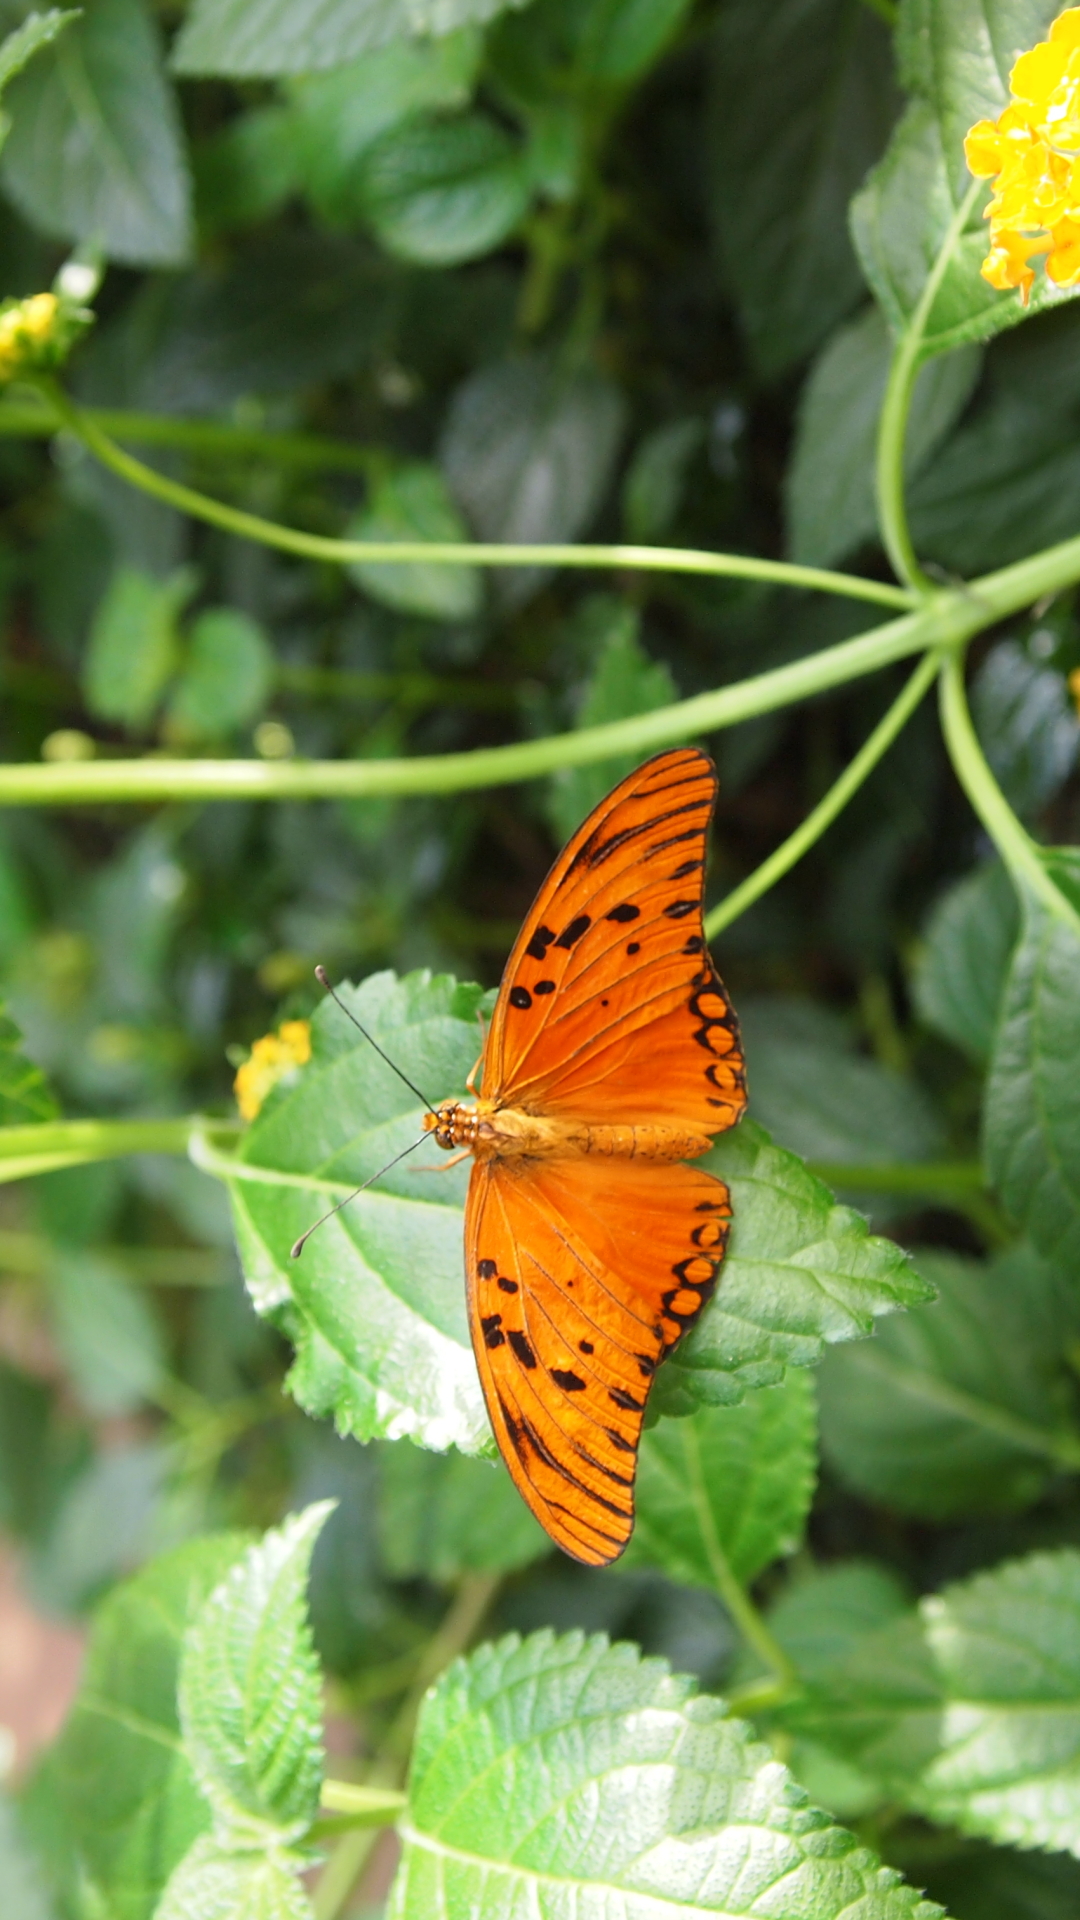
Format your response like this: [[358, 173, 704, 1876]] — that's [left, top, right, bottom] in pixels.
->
[[290, 1134, 427, 1259], [313, 966, 438, 1113]]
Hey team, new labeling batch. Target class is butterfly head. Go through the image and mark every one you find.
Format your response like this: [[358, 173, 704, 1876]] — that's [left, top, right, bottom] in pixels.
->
[[422, 1099, 481, 1153]]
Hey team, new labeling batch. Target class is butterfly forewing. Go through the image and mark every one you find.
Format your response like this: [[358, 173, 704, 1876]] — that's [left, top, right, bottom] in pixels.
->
[[466, 1154, 733, 1566], [482, 748, 746, 1129]]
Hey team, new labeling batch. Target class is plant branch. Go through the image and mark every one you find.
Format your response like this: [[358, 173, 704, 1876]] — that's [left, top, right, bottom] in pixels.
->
[[37, 379, 912, 610], [705, 650, 939, 939], [681, 1419, 797, 1695], [0, 393, 379, 474], [875, 180, 982, 592], [0, 1116, 198, 1183], [939, 652, 1080, 938]]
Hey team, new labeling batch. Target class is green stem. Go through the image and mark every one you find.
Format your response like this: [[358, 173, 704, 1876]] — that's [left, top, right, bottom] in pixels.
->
[[680, 1419, 797, 1694], [38, 379, 912, 611], [939, 653, 1080, 938], [875, 180, 982, 592], [0, 1117, 198, 1182], [276, 665, 517, 711], [0, 394, 379, 474], [315, 1782, 407, 1832], [705, 650, 939, 939]]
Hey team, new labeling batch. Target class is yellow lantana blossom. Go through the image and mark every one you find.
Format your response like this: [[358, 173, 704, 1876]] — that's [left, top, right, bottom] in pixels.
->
[[234, 1018, 312, 1121], [965, 7, 1080, 301], [0, 293, 59, 378]]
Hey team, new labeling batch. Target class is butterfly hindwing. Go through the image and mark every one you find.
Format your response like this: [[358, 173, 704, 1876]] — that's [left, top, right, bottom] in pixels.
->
[[465, 1151, 733, 1566], [482, 747, 747, 1131]]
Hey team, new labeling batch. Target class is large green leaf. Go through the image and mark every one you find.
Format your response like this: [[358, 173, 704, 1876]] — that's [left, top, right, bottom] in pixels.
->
[[155, 1836, 312, 1920], [218, 969, 492, 1455], [621, 1373, 817, 1589], [900, 0, 1060, 192], [711, 0, 900, 378], [972, 641, 1079, 819], [43, 1533, 250, 1920], [546, 607, 678, 841], [172, 0, 532, 76], [786, 306, 980, 567], [984, 852, 1080, 1268], [817, 1244, 1080, 1519], [440, 352, 625, 604], [390, 1629, 945, 1920], [377, 1440, 549, 1579], [651, 1120, 935, 1415], [0, 1003, 58, 1124], [0, 7, 77, 157], [177, 1504, 330, 1844], [913, 858, 1019, 1063], [358, 110, 530, 266], [346, 463, 483, 620], [1, 0, 192, 267]]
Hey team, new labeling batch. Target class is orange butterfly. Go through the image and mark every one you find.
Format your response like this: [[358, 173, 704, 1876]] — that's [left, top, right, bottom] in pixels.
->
[[423, 747, 747, 1566]]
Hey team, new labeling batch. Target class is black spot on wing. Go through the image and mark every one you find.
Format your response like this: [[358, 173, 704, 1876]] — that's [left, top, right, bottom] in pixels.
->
[[481, 1313, 505, 1350], [534, 979, 556, 995], [508, 1329, 537, 1369], [664, 899, 697, 919], [497, 1276, 519, 1294], [509, 985, 532, 1010], [605, 903, 640, 923], [609, 1386, 643, 1412], [579, 1339, 594, 1354], [555, 914, 591, 949], [477, 1258, 497, 1279], [551, 1368, 586, 1392], [526, 925, 556, 960], [626, 941, 640, 955], [671, 859, 703, 880]]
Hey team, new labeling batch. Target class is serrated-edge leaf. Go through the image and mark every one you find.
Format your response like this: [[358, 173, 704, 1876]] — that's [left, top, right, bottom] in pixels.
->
[[0, 8, 78, 94], [177, 1505, 332, 1846], [154, 1832, 313, 1920]]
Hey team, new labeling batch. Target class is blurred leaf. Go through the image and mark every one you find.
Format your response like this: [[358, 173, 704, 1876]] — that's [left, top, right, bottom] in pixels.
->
[[621, 1373, 817, 1589], [87, 822, 188, 1022], [45, 1532, 250, 1920], [358, 110, 530, 266], [851, 99, 1078, 359], [222, 969, 491, 1455], [289, 31, 481, 224], [156, 1837, 313, 1920], [817, 1244, 1079, 1519], [346, 463, 482, 620], [907, 0, 1061, 195], [545, 606, 678, 840], [165, 609, 274, 746], [441, 353, 625, 604], [193, 105, 301, 234], [573, 0, 693, 83], [0, 1002, 58, 1123], [913, 858, 1019, 1063], [653, 1120, 935, 1415], [711, 0, 900, 378], [49, 1249, 166, 1417], [28, 1439, 179, 1616], [972, 641, 1079, 819], [1, 0, 192, 267], [393, 1627, 946, 1919], [621, 417, 703, 543], [0, 1792, 53, 1920], [917, 1838, 1080, 1920], [0, 7, 78, 161], [377, 1440, 548, 1579], [173, 0, 531, 76], [83, 565, 196, 733], [984, 850, 1080, 1267], [787, 307, 980, 566], [177, 1504, 330, 1844]]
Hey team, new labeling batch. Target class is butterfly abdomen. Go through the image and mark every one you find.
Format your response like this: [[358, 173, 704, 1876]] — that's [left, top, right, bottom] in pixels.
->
[[429, 1098, 712, 1164]]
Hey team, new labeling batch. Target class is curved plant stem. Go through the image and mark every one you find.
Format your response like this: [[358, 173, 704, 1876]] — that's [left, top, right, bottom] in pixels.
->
[[0, 394, 379, 474], [705, 649, 939, 940], [875, 179, 982, 593], [678, 1418, 797, 1694], [37, 379, 913, 610], [939, 652, 1080, 938], [0, 1116, 197, 1182]]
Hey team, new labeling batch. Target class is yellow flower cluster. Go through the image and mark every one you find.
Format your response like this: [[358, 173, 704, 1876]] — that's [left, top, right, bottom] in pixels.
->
[[0, 292, 59, 378], [966, 7, 1080, 301], [234, 1018, 312, 1121]]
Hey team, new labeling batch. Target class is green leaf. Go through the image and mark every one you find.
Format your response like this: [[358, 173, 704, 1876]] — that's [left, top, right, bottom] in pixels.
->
[[786, 307, 980, 567], [817, 1244, 1080, 1519], [49, 1249, 166, 1417], [913, 858, 1019, 1063], [287, 31, 481, 225], [392, 1628, 945, 1920], [155, 1836, 312, 1920], [0, 1003, 58, 1124], [621, 417, 703, 543], [572, 0, 693, 84], [904, 0, 1061, 194], [914, 1837, 1080, 1920], [711, 0, 901, 378], [358, 111, 530, 266], [165, 609, 274, 746], [193, 105, 301, 234], [83, 565, 197, 733], [177, 1504, 331, 1844], [621, 1373, 817, 1589], [377, 1441, 549, 1580], [220, 969, 491, 1454], [972, 641, 1079, 819], [984, 850, 1080, 1267], [45, 1533, 251, 1920], [345, 463, 482, 620], [0, 0, 192, 268], [172, 0, 531, 76], [851, 98, 1078, 358], [545, 606, 678, 840], [441, 353, 625, 604], [914, 1548, 1080, 1853], [0, 8, 78, 101], [0, 1792, 54, 1920], [652, 1120, 935, 1415]]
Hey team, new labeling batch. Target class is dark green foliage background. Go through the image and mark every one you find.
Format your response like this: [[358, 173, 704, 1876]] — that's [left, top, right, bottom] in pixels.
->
[[1, 0, 1080, 1915]]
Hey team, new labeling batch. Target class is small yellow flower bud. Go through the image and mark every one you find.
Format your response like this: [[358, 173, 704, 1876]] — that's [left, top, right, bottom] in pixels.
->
[[965, 8, 1080, 300], [234, 1018, 312, 1121]]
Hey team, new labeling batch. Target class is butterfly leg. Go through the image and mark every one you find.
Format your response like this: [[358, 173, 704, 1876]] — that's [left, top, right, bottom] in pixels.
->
[[414, 1149, 472, 1174], [465, 1012, 488, 1095]]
